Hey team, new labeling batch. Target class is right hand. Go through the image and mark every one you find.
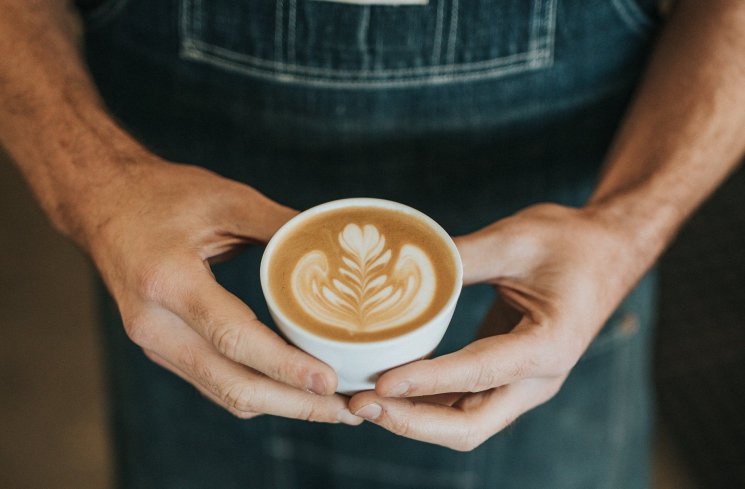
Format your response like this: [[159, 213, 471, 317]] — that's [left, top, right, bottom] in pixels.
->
[[77, 155, 362, 425]]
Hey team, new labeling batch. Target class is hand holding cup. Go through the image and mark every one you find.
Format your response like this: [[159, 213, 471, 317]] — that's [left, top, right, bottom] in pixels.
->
[[260, 198, 463, 394]]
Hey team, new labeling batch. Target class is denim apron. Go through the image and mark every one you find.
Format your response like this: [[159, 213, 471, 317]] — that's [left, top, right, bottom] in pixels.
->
[[81, 1, 662, 487]]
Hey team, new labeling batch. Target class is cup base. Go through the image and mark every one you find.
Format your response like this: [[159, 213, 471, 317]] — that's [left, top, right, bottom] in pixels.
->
[[337, 377, 377, 395]]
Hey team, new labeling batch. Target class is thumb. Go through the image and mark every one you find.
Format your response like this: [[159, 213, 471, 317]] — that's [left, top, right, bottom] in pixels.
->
[[223, 184, 300, 244], [452, 221, 539, 286]]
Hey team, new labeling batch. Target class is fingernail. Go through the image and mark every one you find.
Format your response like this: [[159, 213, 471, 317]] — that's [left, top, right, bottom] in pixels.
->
[[307, 373, 328, 395], [336, 408, 363, 426], [354, 403, 382, 421], [389, 381, 411, 397]]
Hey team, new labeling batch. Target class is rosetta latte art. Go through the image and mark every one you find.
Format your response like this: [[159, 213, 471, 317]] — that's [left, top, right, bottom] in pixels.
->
[[290, 223, 436, 333]]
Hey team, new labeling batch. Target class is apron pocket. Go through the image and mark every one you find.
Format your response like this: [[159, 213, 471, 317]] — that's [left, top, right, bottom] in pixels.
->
[[179, 0, 557, 88]]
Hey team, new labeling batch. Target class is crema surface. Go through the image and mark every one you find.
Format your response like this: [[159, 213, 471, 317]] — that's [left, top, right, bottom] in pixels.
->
[[268, 207, 457, 342]]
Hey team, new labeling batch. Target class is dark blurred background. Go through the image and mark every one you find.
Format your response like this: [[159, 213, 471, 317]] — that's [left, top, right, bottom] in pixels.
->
[[655, 164, 745, 488], [1, 152, 111, 487], [2, 147, 743, 488]]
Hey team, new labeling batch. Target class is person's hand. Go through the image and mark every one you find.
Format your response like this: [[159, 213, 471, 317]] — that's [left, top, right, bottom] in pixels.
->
[[80, 156, 361, 425], [349, 203, 647, 448]]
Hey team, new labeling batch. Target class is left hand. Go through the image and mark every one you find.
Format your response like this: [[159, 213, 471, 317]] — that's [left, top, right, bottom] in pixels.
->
[[348, 203, 646, 451]]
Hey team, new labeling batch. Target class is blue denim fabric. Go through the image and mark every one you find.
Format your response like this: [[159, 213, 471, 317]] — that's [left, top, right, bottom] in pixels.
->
[[83, 1, 662, 487]]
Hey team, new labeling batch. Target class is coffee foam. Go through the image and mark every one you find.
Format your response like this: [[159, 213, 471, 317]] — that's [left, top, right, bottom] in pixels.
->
[[268, 206, 457, 342], [291, 223, 436, 333]]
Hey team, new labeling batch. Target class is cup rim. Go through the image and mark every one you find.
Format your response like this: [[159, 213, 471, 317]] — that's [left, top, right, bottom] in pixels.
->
[[259, 197, 463, 349]]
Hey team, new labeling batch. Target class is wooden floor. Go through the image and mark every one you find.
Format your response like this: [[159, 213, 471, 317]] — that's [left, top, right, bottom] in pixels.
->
[[0, 154, 694, 489]]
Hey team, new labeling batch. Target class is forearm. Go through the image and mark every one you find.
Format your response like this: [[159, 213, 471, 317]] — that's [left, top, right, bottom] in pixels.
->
[[588, 0, 745, 270], [0, 0, 148, 244]]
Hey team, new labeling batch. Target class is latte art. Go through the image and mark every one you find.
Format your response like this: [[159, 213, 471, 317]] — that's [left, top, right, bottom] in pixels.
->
[[291, 224, 436, 333], [266, 205, 458, 342]]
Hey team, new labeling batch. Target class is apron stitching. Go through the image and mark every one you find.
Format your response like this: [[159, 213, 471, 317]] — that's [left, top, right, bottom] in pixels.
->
[[445, 0, 459, 65], [288, 0, 297, 64], [358, 6, 372, 71], [178, 0, 557, 87], [529, 0, 543, 54], [431, 0, 445, 65], [275, 0, 285, 63], [187, 39, 539, 76], [546, 0, 557, 64], [178, 0, 191, 51], [180, 49, 550, 88]]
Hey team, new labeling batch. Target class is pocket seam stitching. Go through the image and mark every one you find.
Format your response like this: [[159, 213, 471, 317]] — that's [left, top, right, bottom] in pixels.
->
[[183, 38, 549, 77], [431, 0, 445, 65], [445, 0, 459, 65], [179, 0, 557, 88], [180, 44, 551, 88]]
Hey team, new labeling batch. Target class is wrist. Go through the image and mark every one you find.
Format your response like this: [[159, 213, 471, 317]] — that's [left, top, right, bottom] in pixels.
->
[[6, 105, 158, 249], [53, 140, 159, 251], [582, 188, 684, 272]]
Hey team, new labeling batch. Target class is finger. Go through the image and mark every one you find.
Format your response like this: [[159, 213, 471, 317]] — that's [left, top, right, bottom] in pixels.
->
[[352, 378, 560, 451], [376, 319, 546, 397], [163, 265, 337, 395], [413, 393, 465, 406], [452, 223, 541, 286], [220, 184, 299, 243], [349, 386, 516, 451], [143, 348, 262, 420], [144, 315, 362, 425]]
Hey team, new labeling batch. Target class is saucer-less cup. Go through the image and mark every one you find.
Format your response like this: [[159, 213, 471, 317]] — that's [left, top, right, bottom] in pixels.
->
[[260, 198, 463, 394]]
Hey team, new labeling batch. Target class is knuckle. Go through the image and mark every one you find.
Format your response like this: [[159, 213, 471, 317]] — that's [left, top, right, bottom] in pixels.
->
[[223, 383, 257, 412], [135, 261, 172, 302], [453, 428, 485, 452], [198, 388, 259, 420], [123, 314, 152, 347], [497, 413, 520, 433], [387, 414, 413, 438], [544, 379, 564, 401], [469, 362, 499, 392], [212, 326, 245, 361], [176, 345, 221, 393], [177, 344, 201, 371], [295, 399, 325, 422], [273, 349, 309, 385], [507, 357, 531, 380], [459, 348, 488, 392], [461, 349, 500, 392], [225, 405, 260, 420], [232, 410, 260, 420], [142, 348, 158, 363], [184, 291, 212, 326]]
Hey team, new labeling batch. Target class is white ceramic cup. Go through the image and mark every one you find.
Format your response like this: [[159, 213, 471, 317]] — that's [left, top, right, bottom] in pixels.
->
[[260, 198, 463, 394]]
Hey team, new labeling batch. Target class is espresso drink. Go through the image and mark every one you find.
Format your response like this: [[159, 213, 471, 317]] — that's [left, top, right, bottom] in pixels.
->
[[268, 206, 458, 342]]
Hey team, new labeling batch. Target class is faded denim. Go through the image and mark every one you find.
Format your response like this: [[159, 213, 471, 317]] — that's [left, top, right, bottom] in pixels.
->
[[83, 1, 663, 487]]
